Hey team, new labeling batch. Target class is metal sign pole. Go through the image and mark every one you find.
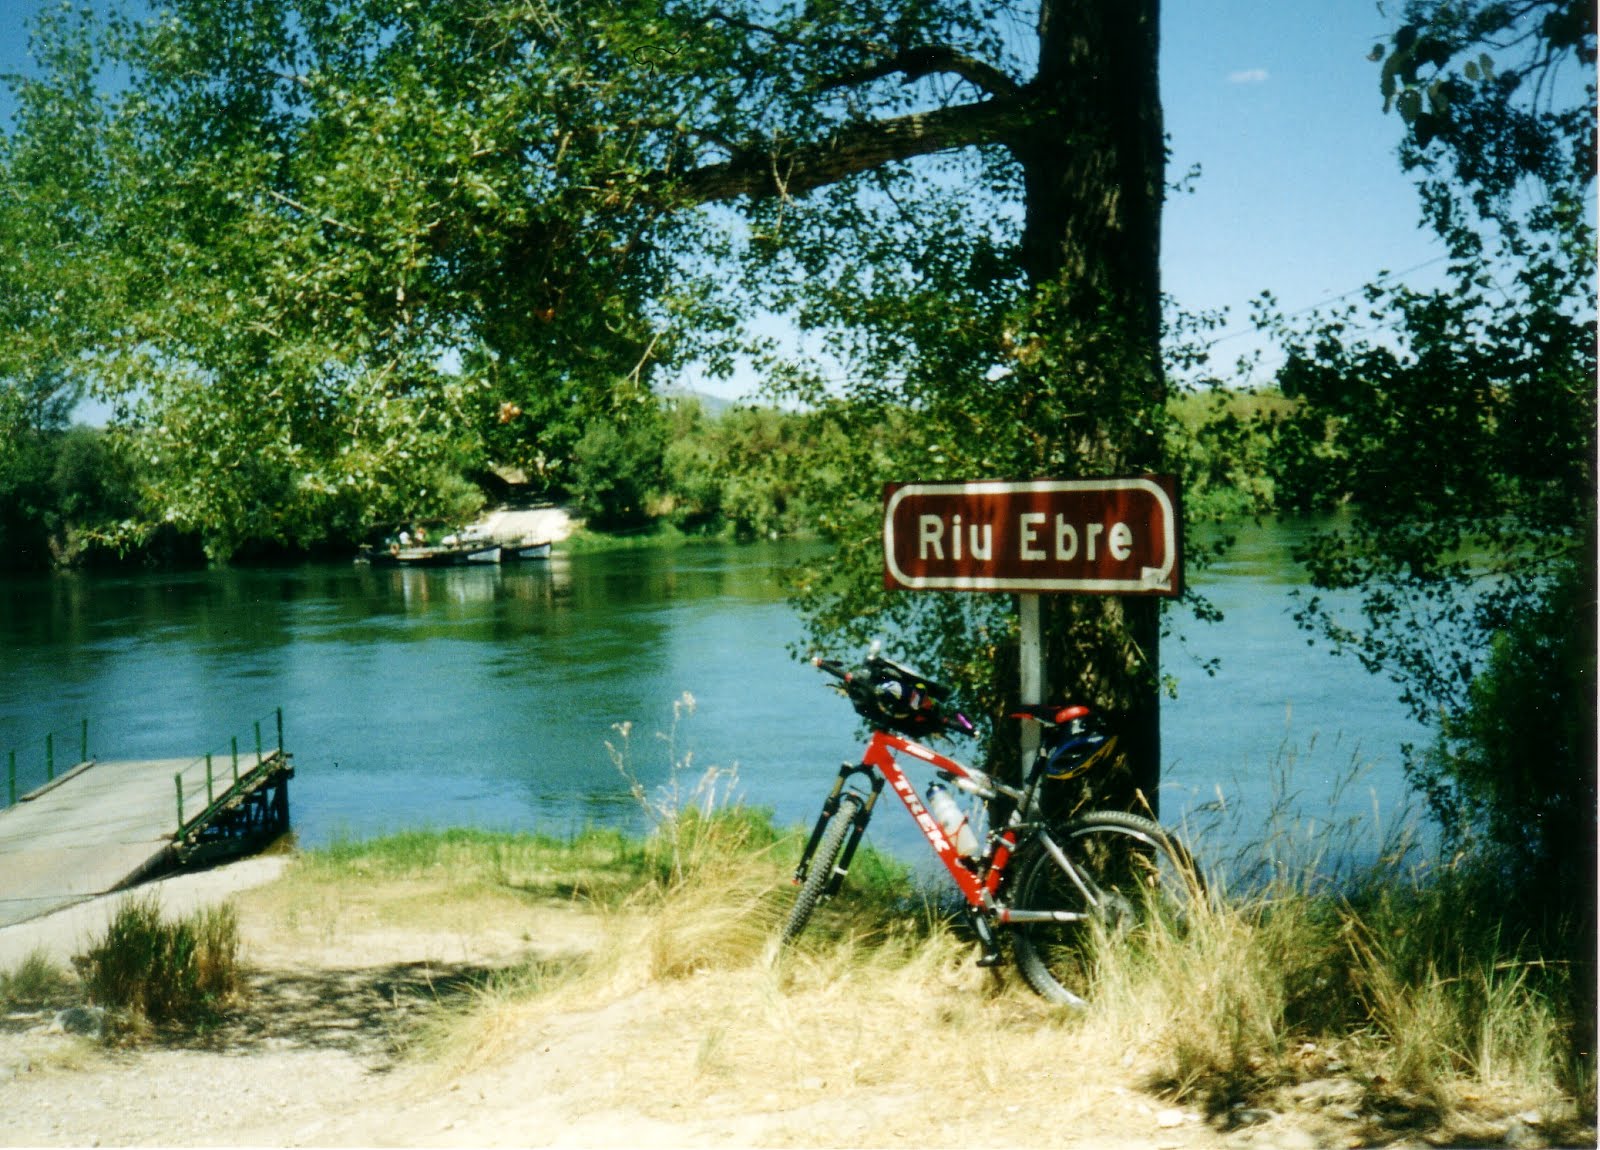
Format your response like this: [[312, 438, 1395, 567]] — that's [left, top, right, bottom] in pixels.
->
[[1019, 592, 1046, 779]]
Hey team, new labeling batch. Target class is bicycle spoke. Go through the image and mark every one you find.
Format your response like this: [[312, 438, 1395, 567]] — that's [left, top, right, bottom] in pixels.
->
[[1008, 811, 1200, 1007]]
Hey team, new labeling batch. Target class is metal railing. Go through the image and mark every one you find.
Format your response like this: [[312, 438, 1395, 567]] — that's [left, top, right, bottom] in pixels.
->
[[3, 719, 92, 808], [3, 709, 289, 830], [172, 708, 287, 836]]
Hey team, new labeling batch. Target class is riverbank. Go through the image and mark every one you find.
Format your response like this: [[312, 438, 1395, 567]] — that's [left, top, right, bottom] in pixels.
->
[[470, 504, 578, 548], [469, 503, 800, 556], [0, 823, 1590, 1149]]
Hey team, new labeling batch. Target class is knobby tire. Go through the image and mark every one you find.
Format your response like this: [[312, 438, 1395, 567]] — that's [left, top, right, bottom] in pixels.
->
[[782, 792, 863, 945], [1009, 810, 1200, 1007]]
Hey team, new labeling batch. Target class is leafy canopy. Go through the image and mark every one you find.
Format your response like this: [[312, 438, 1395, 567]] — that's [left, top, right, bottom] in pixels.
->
[[1252, 0, 1595, 874], [4, 1, 1177, 795]]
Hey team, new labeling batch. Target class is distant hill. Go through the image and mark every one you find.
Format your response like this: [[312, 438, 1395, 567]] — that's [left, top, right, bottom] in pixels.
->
[[658, 387, 743, 417]]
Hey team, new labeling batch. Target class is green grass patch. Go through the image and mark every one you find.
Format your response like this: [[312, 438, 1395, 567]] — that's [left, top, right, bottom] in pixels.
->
[[301, 824, 660, 906], [557, 522, 695, 554]]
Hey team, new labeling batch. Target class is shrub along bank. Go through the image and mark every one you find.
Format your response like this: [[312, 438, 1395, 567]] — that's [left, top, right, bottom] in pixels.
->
[[0, 389, 1273, 572]]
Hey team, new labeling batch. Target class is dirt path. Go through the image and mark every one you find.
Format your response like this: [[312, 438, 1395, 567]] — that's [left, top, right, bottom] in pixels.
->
[[0, 859, 1585, 1149]]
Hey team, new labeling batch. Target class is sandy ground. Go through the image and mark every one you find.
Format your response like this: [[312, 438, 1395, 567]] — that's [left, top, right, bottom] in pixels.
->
[[0, 861, 295, 973], [472, 506, 576, 545], [0, 856, 1589, 1149]]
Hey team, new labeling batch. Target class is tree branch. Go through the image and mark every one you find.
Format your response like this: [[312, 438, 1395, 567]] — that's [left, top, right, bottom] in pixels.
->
[[671, 96, 1031, 204], [820, 45, 1022, 99], [264, 189, 368, 236]]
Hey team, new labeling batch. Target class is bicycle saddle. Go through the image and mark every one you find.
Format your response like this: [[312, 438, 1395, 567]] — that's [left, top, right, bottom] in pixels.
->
[[1009, 703, 1091, 727]]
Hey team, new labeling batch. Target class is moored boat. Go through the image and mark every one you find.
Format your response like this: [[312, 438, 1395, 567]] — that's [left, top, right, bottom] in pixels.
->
[[504, 539, 552, 562], [365, 542, 502, 566]]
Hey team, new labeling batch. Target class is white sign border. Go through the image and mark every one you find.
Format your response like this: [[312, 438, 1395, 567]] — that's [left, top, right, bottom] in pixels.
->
[[883, 477, 1179, 593]]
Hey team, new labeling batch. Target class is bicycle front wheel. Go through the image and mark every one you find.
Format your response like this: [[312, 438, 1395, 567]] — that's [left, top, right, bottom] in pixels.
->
[[782, 792, 863, 945], [1008, 811, 1200, 1007]]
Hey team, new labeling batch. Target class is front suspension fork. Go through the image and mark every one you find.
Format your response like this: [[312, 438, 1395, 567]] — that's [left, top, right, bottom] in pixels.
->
[[794, 762, 883, 896]]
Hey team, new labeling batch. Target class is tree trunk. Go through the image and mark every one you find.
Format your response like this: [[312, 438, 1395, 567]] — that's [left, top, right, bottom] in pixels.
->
[[1019, 0, 1167, 814], [1022, 0, 1163, 341]]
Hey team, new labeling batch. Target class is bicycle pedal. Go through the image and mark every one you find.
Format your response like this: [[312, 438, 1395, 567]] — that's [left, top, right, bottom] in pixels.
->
[[967, 914, 1003, 967]]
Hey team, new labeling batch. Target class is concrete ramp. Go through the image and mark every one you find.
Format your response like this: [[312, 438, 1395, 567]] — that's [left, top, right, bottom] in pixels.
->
[[0, 752, 292, 928]]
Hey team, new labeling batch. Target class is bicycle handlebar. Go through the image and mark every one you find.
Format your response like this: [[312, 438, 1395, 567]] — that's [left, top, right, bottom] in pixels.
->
[[812, 656, 852, 681], [812, 650, 973, 737]]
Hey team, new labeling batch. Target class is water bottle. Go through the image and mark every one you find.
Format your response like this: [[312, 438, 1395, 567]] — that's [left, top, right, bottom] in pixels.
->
[[925, 781, 980, 858]]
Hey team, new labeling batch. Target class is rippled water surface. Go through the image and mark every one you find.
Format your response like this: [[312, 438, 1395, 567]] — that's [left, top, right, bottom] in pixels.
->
[[0, 527, 1426, 867]]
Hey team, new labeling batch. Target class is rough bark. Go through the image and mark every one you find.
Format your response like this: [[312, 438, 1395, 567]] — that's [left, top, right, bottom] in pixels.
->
[[1023, 0, 1166, 814], [1023, 0, 1163, 340]]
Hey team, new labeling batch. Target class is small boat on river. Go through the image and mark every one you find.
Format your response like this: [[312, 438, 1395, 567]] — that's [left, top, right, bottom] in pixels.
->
[[504, 539, 552, 562], [364, 541, 503, 567], [359, 521, 552, 567]]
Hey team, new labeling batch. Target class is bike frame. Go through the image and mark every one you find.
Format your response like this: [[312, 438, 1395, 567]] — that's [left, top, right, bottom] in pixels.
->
[[795, 728, 1029, 914]]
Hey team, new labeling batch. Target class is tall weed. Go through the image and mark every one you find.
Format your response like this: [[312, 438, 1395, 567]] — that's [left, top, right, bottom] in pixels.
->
[[0, 949, 74, 1008], [430, 707, 1587, 1130], [76, 894, 241, 1030], [598, 693, 805, 981], [1084, 766, 1584, 1119]]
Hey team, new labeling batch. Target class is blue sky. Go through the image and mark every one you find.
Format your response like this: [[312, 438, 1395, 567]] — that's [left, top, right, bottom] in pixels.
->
[[1161, 1, 1445, 379], [0, 1, 1446, 398]]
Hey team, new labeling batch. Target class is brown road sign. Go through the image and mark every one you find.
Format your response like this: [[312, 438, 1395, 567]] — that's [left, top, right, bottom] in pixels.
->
[[883, 477, 1182, 595]]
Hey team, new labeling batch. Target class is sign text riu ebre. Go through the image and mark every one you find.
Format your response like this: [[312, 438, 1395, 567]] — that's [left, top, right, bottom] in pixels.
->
[[882, 477, 1182, 596]]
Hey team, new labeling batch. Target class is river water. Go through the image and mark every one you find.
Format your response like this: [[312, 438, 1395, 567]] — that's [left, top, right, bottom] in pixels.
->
[[0, 522, 1429, 872]]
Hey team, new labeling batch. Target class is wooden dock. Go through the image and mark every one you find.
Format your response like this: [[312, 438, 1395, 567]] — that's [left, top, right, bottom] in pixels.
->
[[0, 748, 292, 928]]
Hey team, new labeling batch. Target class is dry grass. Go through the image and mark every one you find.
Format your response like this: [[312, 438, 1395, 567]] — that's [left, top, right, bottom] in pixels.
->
[[230, 826, 630, 972], [0, 948, 74, 1009], [394, 796, 1592, 1143], [75, 894, 241, 1033], [240, 734, 1590, 1147]]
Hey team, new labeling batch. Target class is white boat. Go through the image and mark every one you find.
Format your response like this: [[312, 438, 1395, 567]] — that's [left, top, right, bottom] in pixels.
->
[[506, 539, 552, 562], [367, 542, 501, 566]]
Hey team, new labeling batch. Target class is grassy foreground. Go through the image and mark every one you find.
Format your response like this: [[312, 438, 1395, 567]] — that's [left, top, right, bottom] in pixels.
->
[[4, 802, 1592, 1145]]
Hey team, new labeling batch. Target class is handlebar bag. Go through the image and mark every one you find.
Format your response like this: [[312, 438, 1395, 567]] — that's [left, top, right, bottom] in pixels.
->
[[859, 671, 947, 737]]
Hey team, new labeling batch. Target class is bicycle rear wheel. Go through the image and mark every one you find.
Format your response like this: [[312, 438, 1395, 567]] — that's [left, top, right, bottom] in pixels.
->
[[1008, 811, 1200, 1007], [782, 792, 864, 944]]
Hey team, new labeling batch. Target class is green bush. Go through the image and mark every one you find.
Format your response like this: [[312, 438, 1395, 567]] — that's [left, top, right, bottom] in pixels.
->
[[569, 415, 666, 530], [76, 896, 242, 1029], [1423, 561, 1596, 891]]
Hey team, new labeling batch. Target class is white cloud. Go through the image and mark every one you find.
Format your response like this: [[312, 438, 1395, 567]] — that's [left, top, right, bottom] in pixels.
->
[[1228, 68, 1271, 84]]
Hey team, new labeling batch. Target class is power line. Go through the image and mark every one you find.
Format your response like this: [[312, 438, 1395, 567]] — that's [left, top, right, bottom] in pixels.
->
[[1198, 253, 1454, 350]]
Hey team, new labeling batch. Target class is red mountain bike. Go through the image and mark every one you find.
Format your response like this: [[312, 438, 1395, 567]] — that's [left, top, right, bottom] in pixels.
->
[[784, 649, 1200, 1007]]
